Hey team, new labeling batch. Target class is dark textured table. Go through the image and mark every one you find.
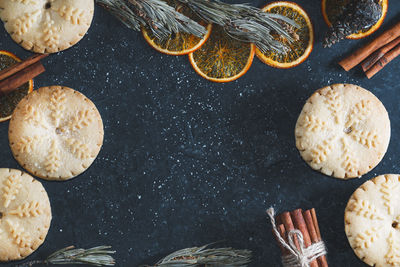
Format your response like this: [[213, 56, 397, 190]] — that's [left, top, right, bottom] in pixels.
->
[[0, 1, 400, 266]]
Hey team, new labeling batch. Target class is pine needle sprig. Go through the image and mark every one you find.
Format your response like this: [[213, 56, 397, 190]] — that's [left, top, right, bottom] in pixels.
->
[[97, 0, 207, 39], [17, 246, 116, 267], [144, 244, 252, 266], [178, 0, 299, 53], [97, 0, 298, 54]]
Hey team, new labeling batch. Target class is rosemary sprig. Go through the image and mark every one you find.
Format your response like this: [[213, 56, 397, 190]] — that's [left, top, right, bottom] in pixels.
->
[[96, 0, 298, 54], [17, 246, 116, 267], [144, 244, 252, 266]]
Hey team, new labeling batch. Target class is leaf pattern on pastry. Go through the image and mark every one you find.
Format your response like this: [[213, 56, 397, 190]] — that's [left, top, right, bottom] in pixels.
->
[[6, 219, 31, 248], [45, 140, 61, 174], [385, 232, 400, 265], [341, 138, 358, 175], [355, 227, 380, 249], [345, 100, 371, 129], [324, 89, 341, 124], [310, 140, 333, 164], [54, 5, 86, 25], [3, 175, 22, 208], [9, 201, 43, 218], [22, 105, 48, 129], [350, 129, 379, 148], [302, 115, 330, 132], [380, 177, 397, 215], [347, 199, 383, 220], [49, 88, 66, 126], [69, 109, 92, 131], [14, 136, 42, 154], [42, 12, 60, 50], [13, 10, 40, 35], [66, 138, 91, 159]]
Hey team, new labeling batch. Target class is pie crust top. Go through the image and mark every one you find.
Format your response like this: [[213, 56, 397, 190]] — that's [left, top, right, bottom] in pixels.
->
[[9, 86, 104, 180], [0, 0, 94, 53], [295, 84, 390, 179], [0, 168, 51, 261], [345, 174, 400, 266]]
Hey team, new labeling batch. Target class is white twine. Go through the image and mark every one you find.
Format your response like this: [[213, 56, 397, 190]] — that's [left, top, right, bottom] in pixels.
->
[[267, 207, 327, 267]]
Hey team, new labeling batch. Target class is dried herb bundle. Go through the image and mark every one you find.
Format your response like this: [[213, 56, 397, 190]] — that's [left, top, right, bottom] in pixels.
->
[[323, 0, 382, 47], [180, 0, 298, 53], [96, 0, 298, 54], [97, 0, 206, 40], [17, 246, 116, 267], [144, 244, 252, 266]]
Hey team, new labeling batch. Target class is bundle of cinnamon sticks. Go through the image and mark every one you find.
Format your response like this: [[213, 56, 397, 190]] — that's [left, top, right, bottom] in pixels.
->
[[0, 54, 47, 97], [339, 20, 400, 79], [274, 208, 328, 267]]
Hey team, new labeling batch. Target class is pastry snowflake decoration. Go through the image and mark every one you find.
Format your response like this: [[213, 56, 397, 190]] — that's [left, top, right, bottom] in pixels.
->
[[346, 174, 400, 267], [295, 84, 390, 179], [9, 86, 104, 180], [0, 169, 51, 261], [0, 0, 94, 53]]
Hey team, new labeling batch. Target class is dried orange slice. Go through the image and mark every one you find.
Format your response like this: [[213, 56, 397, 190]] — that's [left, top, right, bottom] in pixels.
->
[[142, 1, 212, 55], [0, 50, 33, 122], [255, 1, 313, 69], [322, 0, 388, 40], [188, 25, 255, 83]]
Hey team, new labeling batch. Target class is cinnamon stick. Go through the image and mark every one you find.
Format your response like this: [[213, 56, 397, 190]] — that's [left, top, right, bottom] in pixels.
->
[[310, 209, 321, 243], [0, 54, 47, 81], [365, 43, 400, 78], [0, 62, 44, 97], [303, 210, 328, 267], [361, 36, 400, 71], [272, 208, 328, 266], [310, 208, 329, 267], [291, 209, 318, 267], [339, 21, 400, 71], [278, 212, 300, 250], [274, 223, 288, 255]]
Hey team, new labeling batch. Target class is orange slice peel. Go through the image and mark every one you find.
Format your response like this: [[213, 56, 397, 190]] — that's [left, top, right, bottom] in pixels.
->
[[0, 50, 33, 122], [188, 25, 255, 83], [142, 24, 212, 56], [255, 1, 314, 69], [321, 0, 388, 40], [142, 0, 212, 56]]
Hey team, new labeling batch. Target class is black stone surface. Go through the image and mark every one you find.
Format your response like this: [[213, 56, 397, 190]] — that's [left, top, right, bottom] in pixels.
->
[[0, 1, 400, 266]]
